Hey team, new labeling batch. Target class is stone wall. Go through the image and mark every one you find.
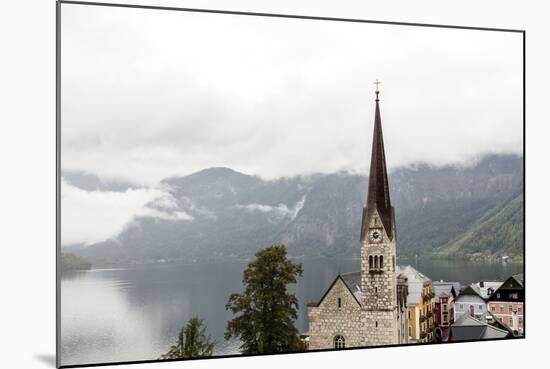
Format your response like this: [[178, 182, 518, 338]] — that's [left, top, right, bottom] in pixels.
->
[[307, 278, 363, 350], [360, 210, 399, 346], [307, 207, 407, 349]]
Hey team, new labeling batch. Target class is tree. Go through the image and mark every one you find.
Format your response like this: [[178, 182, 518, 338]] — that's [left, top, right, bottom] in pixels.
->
[[160, 317, 215, 359], [225, 244, 304, 354]]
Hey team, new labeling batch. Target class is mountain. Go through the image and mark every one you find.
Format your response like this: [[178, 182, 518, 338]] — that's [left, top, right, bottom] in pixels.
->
[[391, 154, 523, 259], [67, 154, 523, 265], [432, 193, 523, 259]]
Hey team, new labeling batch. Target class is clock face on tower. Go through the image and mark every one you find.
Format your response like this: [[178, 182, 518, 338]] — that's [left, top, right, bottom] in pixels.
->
[[370, 229, 382, 243]]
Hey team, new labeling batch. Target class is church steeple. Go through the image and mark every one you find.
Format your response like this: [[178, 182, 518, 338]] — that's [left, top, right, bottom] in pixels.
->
[[361, 82, 394, 241]]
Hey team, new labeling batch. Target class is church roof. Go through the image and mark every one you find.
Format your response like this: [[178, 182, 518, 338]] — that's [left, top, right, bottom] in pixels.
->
[[341, 271, 362, 301], [361, 91, 394, 241], [307, 272, 361, 307], [308, 267, 410, 308]]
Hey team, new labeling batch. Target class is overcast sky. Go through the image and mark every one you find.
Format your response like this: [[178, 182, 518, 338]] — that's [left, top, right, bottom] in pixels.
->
[[60, 3, 523, 245], [61, 4, 522, 186]]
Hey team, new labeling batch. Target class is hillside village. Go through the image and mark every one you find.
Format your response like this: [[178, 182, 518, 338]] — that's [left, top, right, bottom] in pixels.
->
[[303, 268, 523, 348], [302, 86, 523, 350]]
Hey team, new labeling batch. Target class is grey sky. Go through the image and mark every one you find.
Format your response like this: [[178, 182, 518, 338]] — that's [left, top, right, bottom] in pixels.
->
[[61, 4, 523, 186]]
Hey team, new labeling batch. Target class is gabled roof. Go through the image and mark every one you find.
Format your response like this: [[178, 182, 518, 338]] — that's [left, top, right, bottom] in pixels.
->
[[513, 273, 524, 287], [341, 271, 361, 292], [485, 311, 515, 335], [396, 265, 431, 305], [454, 313, 486, 326], [474, 281, 503, 298], [307, 272, 361, 308], [449, 314, 510, 341], [361, 93, 394, 241], [433, 283, 457, 301], [341, 271, 362, 302], [483, 324, 511, 339], [487, 273, 524, 302], [458, 284, 484, 299], [495, 274, 524, 290]]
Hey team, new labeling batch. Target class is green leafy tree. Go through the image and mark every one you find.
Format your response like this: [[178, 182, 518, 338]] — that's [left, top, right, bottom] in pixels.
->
[[225, 244, 304, 354], [160, 317, 215, 359]]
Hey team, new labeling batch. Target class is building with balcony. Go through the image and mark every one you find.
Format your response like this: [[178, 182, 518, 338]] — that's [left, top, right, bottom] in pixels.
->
[[397, 265, 435, 343]]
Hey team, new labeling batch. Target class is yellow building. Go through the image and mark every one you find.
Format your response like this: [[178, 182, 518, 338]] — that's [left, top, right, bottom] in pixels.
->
[[398, 265, 435, 343], [419, 283, 436, 341]]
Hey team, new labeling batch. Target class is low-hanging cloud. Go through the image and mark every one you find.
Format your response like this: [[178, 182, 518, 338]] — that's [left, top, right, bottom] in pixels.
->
[[236, 194, 307, 220], [61, 180, 193, 246]]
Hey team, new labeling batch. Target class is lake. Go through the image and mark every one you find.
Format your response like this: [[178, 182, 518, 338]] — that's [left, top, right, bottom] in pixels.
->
[[60, 258, 523, 366]]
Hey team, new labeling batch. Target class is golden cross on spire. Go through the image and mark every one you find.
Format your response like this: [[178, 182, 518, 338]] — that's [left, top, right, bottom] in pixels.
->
[[374, 79, 381, 100], [374, 79, 381, 93]]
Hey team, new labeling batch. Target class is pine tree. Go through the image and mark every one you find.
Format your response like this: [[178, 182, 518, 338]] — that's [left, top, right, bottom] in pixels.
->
[[224, 244, 304, 354], [160, 317, 215, 359]]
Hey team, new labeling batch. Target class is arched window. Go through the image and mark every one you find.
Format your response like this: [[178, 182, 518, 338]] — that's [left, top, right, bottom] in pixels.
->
[[374, 255, 379, 269], [369, 255, 373, 269], [338, 297, 342, 308], [334, 335, 345, 349], [380, 255, 384, 269]]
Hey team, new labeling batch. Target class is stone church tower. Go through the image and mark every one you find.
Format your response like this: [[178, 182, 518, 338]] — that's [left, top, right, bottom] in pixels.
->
[[306, 84, 407, 350], [359, 85, 399, 346]]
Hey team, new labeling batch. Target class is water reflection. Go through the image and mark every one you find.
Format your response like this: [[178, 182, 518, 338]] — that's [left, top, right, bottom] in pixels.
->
[[60, 258, 523, 366]]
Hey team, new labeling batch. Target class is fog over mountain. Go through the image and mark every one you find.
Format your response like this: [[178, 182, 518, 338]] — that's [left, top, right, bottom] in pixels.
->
[[63, 154, 523, 264]]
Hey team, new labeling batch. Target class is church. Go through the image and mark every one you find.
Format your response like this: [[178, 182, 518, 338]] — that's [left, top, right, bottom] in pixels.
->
[[306, 84, 409, 349]]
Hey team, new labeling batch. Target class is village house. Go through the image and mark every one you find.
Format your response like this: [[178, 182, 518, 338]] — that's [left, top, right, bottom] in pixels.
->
[[487, 274, 524, 336], [304, 84, 523, 350], [433, 281, 458, 338], [396, 265, 435, 343], [454, 284, 487, 321], [474, 280, 503, 299]]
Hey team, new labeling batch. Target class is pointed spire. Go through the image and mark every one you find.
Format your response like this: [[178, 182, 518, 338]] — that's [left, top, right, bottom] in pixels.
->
[[361, 82, 393, 241]]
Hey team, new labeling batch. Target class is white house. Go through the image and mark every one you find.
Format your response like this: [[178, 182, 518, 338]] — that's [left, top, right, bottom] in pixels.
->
[[454, 284, 487, 321]]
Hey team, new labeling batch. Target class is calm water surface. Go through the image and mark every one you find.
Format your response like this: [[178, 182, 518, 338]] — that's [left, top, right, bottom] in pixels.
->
[[60, 258, 522, 366]]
